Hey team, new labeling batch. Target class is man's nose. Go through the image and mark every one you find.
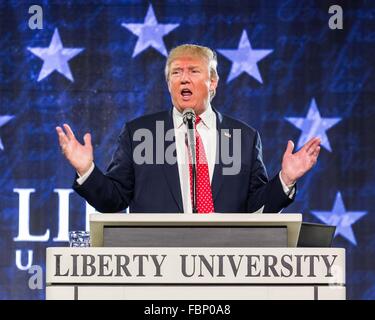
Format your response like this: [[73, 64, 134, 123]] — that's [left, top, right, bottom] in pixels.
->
[[180, 71, 190, 83]]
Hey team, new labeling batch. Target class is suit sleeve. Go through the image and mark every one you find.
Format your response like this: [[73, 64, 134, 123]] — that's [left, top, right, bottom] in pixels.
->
[[73, 123, 134, 212], [246, 131, 295, 213]]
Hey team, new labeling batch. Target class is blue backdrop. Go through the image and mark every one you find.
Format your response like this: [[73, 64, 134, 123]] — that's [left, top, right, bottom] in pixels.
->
[[0, 0, 374, 299]]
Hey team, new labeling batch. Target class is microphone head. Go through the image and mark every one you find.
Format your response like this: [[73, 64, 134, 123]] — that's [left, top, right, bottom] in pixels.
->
[[182, 108, 196, 124]]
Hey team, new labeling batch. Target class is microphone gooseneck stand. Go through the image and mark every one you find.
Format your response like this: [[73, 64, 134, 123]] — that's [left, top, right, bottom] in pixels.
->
[[183, 109, 197, 213]]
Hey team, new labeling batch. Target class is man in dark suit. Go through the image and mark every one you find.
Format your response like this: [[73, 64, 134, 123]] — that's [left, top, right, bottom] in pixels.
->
[[56, 44, 320, 214]]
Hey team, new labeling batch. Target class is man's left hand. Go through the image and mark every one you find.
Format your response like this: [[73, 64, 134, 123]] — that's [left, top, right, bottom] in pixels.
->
[[281, 137, 321, 186]]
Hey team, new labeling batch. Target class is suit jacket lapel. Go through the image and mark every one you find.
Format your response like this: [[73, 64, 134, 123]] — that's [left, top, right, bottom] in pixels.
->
[[211, 108, 225, 202], [162, 109, 184, 212]]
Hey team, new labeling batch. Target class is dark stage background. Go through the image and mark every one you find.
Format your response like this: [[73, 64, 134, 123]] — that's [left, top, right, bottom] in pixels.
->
[[0, 0, 374, 299]]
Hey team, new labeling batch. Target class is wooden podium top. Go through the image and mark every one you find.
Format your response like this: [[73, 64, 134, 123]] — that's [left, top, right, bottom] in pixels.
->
[[89, 213, 302, 247]]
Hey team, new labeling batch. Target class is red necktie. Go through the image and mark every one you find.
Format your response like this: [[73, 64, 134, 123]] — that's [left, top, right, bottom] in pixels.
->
[[188, 115, 215, 213]]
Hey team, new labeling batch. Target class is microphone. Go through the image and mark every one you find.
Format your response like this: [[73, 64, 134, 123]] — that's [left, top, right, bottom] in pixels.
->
[[182, 108, 197, 213], [182, 108, 196, 126], [182, 108, 196, 157]]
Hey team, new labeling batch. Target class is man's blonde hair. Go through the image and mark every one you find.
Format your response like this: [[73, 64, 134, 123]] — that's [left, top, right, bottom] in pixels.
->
[[165, 44, 219, 100]]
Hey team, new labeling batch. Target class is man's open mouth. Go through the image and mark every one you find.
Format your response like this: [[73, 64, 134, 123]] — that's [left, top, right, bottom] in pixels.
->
[[181, 89, 193, 98]]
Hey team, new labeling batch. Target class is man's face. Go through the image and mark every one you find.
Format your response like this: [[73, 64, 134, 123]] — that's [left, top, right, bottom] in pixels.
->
[[167, 55, 218, 115]]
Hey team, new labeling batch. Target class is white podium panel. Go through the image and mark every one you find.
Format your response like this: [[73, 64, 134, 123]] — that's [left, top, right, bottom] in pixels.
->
[[47, 285, 345, 300], [46, 247, 345, 300]]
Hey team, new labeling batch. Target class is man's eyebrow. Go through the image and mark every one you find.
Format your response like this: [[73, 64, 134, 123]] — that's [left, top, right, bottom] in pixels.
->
[[170, 66, 183, 71], [171, 65, 201, 69]]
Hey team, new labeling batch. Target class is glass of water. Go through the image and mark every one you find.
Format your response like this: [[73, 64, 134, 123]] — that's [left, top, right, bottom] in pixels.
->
[[69, 231, 91, 247]]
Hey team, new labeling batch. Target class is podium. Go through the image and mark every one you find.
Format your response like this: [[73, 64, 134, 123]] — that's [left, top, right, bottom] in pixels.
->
[[46, 214, 345, 300]]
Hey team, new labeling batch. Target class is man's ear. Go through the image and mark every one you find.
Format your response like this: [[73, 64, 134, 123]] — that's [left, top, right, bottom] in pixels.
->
[[210, 76, 218, 91], [167, 80, 172, 93]]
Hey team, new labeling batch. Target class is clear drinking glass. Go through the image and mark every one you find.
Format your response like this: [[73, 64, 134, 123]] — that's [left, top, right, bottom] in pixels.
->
[[68, 231, 91, 247]]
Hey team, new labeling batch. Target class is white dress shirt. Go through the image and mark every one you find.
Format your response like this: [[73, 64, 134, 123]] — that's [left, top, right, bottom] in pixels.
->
[[173, 105, 217, 214], [77, 105, 295, 213]]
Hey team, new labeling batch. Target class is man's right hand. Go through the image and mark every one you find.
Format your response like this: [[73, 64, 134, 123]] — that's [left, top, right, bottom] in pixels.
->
[[56, 124, 94, 176]]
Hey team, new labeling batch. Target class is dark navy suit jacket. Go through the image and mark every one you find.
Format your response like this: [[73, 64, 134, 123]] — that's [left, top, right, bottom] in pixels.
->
[[73, 108, 295, 213]]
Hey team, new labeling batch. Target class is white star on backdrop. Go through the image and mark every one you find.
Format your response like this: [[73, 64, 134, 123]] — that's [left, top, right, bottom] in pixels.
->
[[285, 98, 342, 152], [27, 28, 84, 82], [121, 4, 179, 57], [218, 29, 273, 83], [0, 115, 15, 151], [311, 192, 367, 246]]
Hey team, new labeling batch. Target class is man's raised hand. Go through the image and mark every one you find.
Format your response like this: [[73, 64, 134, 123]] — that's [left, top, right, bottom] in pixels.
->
[[281, 137, 321, 186], [56, 124, 93, 176]]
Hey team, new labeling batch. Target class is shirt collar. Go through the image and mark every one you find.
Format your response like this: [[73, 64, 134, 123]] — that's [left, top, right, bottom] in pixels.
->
[[173, 104, 215, 129]]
